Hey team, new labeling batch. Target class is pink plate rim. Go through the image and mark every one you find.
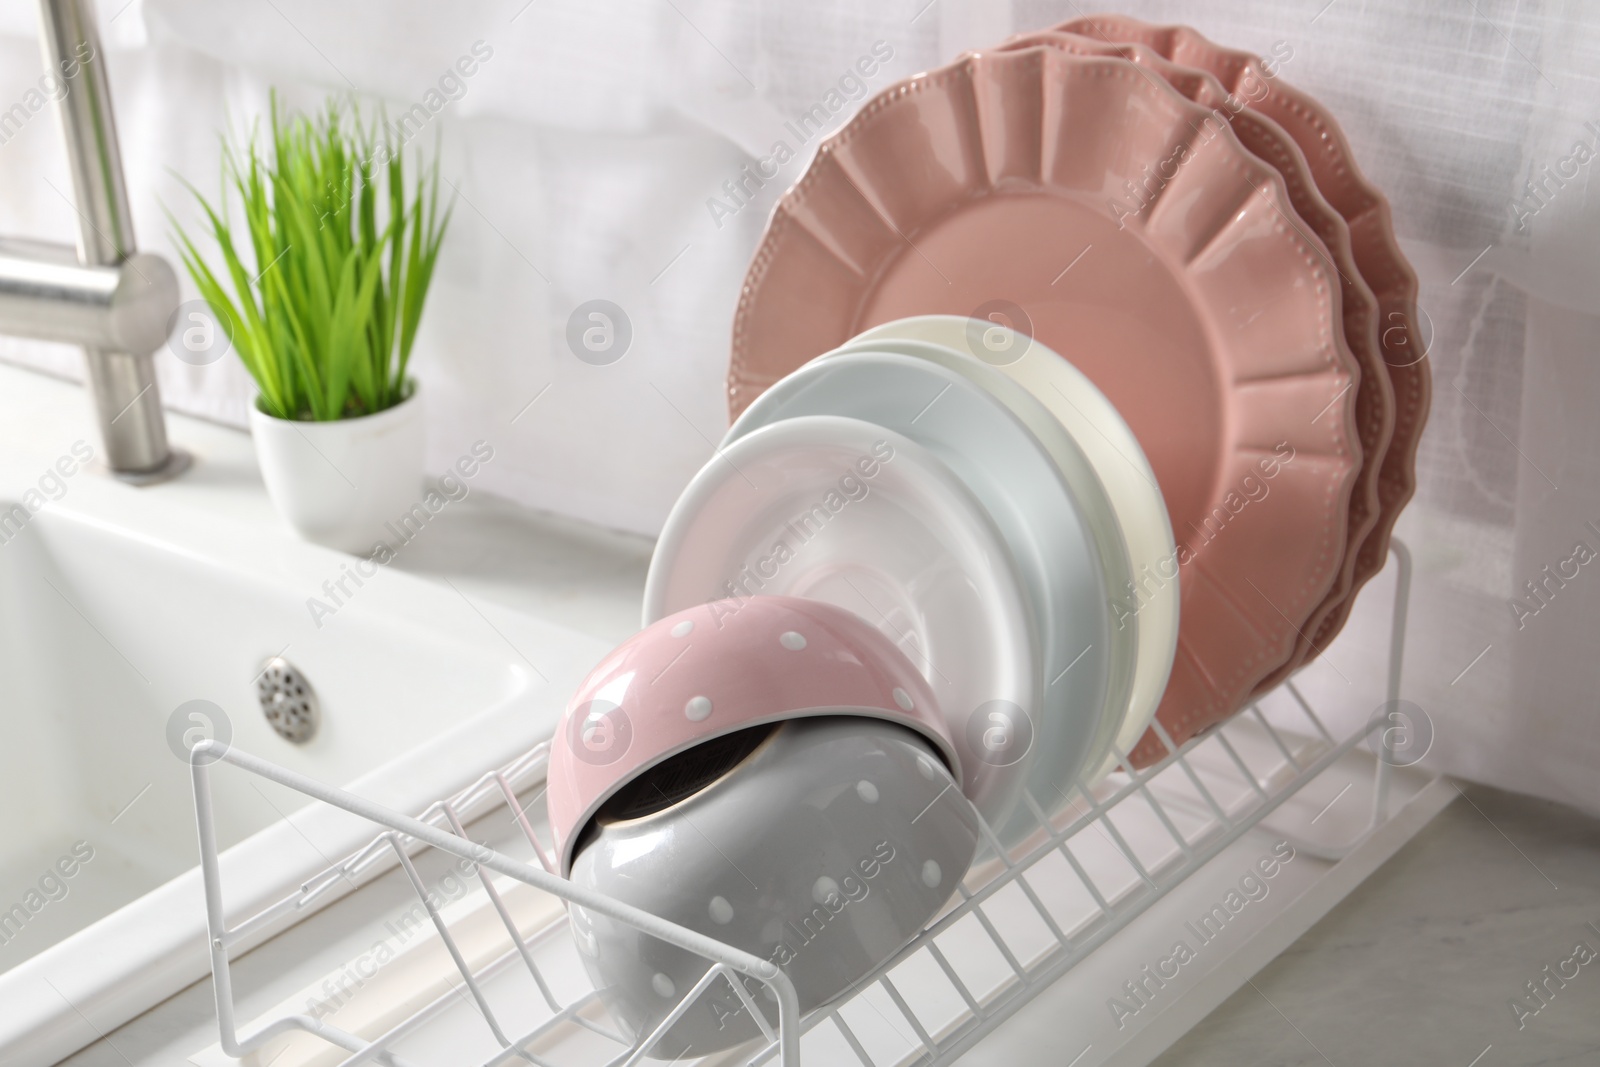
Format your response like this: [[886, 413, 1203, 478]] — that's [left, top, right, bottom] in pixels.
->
[[726, 46, 1363, 761]]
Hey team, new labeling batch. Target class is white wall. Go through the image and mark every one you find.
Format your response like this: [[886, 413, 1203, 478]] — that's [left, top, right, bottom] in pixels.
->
[[0, 0, 984, 534]]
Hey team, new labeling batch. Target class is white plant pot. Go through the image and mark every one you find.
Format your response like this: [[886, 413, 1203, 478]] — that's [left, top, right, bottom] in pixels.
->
[[249, 390, 425, 554]]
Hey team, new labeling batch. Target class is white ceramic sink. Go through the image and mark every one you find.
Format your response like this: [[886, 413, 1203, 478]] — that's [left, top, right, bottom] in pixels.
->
[[0, 380, 613, 1066], [1, 505, 521, 962]]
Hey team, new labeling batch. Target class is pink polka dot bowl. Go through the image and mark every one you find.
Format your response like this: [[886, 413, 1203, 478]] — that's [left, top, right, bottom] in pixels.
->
[[546, 595, 962, 877]]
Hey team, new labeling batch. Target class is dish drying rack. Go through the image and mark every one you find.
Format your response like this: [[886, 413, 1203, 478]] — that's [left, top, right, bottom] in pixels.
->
[[193, 542, 1440, 1067]]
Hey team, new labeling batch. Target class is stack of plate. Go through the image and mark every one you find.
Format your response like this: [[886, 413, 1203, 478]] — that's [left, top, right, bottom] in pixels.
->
[[647, 320, 1171, 841], [651, 17, 1427, 836]]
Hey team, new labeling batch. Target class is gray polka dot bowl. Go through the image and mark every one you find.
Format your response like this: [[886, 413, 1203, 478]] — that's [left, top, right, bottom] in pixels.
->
[[567, 715, 981, 1058]]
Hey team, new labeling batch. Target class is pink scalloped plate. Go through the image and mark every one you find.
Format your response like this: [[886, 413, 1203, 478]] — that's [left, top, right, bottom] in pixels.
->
[[1060, 15, 1429, 729], [728, 48, 1362, 762], [1000, 29, 1395, 717]]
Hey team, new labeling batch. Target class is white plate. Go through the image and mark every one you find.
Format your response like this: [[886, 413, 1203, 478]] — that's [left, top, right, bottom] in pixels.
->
[[644, 415, 1037, 829], [723, 353, 1111, 836], [848, 317, 1179, 779], [826, 336, 1136, 819]]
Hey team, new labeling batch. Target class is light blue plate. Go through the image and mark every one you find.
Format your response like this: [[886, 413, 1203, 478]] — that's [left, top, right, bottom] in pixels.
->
[[726, 350, 1112, 842]]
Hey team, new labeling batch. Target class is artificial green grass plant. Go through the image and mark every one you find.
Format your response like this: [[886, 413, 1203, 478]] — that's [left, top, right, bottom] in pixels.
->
[[171, 95, 451, 421]]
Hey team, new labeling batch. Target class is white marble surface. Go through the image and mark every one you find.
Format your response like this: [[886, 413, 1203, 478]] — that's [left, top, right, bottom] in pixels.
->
[[1153, 785, 1600, 1067]]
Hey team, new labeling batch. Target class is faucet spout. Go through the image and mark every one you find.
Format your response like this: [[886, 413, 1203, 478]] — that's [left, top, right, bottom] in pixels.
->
[[1, 0, 189, 483]]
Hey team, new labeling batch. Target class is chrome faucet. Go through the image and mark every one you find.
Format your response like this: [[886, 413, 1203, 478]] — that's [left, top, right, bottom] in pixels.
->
[[0, 0, 186, 482]]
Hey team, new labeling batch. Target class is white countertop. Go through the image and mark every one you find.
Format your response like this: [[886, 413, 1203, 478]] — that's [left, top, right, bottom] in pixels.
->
[[0, 362, 654, 649]]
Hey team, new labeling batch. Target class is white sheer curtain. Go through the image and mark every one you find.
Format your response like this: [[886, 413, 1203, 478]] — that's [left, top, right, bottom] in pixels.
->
[[1, 0, 1595, 813]]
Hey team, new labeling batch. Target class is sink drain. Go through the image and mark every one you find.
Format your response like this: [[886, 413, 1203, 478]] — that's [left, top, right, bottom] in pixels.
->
[[257, 657, 320, 744]]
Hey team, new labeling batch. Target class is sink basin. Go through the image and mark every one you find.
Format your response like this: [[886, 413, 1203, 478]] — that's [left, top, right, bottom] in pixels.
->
[[0, 453, 611, 1065], [1, 505, 520, 964]]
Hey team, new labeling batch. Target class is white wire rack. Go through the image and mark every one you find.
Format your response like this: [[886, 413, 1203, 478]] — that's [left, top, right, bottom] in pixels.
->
[[193, 543, 1415, 1067]]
